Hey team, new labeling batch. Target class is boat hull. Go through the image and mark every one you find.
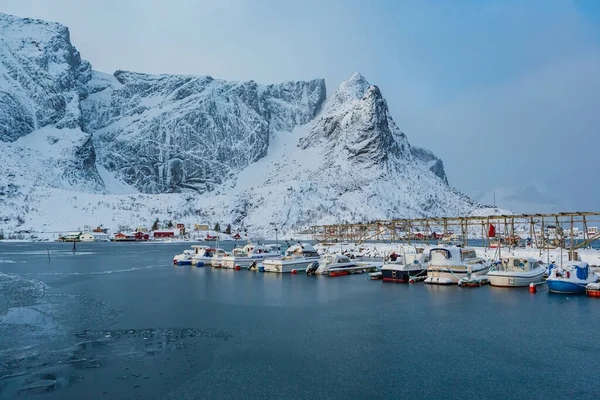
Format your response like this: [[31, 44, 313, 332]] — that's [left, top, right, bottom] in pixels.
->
[[381, 268, 426, 283], [211, 257, 224, 267], [191, 256, 213, 266], [262, 258, 319, 273], [425, 265, 490, 285], [222, 255, 280, 269], [316, 264, 376, 276], [488, 269, 545, 287], [547, 279, 587, 294]]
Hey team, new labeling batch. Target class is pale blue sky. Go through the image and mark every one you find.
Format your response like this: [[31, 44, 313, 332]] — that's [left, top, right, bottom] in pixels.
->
[[2, 0, 600, 210]]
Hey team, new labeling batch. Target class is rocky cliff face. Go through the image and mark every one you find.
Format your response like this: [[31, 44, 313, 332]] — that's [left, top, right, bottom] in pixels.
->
[[82, 70, 326, 194], [0, 13, 102, 195], [0, 12, 483, 235], [0, 13, 91, 141]]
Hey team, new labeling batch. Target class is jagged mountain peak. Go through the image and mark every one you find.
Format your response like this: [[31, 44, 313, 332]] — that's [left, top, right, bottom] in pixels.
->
[[300, 73, 411, 168], [336, 72, 371, 99], [0, 12, 65, 33]]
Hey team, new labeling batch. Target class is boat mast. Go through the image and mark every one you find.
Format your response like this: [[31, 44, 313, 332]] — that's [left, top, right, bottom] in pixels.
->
[[569, 215, 575, 262]]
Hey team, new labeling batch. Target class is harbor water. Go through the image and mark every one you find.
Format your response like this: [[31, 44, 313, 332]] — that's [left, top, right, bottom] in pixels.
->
[[0, 242, 598, 399]]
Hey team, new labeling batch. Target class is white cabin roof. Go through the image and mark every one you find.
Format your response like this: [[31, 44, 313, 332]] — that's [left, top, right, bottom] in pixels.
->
[[286, 243, 316, 253]]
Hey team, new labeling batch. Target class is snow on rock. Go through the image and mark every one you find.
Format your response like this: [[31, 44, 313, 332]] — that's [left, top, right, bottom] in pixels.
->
[[0, 13, 91, 141], [0, 12, 499, 237], [82, 70, 326, 194]]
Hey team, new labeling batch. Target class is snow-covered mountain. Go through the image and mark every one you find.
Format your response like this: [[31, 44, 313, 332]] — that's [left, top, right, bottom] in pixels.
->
[[0, 12, 498, 238]]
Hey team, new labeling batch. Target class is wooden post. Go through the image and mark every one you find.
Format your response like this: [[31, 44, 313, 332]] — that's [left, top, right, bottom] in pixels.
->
[[529, 217, 534, 248], [570, 215, 575, 261], [540, 217, 545, 257], [481, 222, 485, 249], [511, 217, 515, 246]]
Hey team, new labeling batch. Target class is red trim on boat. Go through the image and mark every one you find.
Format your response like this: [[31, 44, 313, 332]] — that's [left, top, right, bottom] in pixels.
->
[[383, 277, 408, 283]]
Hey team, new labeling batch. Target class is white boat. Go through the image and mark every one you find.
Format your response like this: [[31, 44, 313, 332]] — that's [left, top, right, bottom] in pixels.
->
[[306, 253, 367, 276], [488, 257, 546, 287], [547, 262, 599, 294], [175, 245, 215, 265], [211, 248, 232, 267], [191, 247, 227, 267], [262, 243, 320, 273], [425, 246, 490, 285], [173, 249, 196, 265], [381, 250, 428, 283], [221, 244, 281, 269]]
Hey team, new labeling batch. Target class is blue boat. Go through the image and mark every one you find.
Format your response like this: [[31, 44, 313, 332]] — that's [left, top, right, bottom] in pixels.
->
[[546, 261, 599, 294]]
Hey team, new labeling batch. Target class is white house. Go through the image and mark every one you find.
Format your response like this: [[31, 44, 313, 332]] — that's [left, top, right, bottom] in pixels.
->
[[92, 232, 110, 242], [80, 233, 95, 242]]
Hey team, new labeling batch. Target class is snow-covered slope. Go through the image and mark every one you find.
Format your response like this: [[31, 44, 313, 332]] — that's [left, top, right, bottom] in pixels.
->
[[82, 70, 325, 194], [0, 12, 496, 237]]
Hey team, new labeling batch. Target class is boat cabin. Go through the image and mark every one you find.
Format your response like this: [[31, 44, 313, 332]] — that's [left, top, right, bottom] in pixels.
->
[[495, 257, 540, 272], [229, 247, 247, 257], [284, 243, 319, 259], [199, 248, 225, 258], [387, 250, 428, 265], [322, 254, 353, 265], [192, 245, 209, 255], [429, 246, 479, 265], [242, 244, 274, 255]]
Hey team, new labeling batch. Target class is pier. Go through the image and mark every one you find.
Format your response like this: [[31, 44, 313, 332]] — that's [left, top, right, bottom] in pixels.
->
[[310, 212, 600, 260]]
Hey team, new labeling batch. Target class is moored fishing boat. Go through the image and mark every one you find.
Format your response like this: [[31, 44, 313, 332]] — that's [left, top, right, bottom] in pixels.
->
[[546, 261, 599, 294], [488, 257, 545, 287], [262, 243, 320, 273], [173, 249, 195, 265], [192, 247, 226, 267], [381, 250, 428, 283], [306, 254, 375, 276], [221, 244, 281, 269], [425, 246, 490, 285]]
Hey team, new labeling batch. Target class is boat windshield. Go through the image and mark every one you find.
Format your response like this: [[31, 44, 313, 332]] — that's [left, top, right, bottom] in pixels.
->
[[461, 250, 476, 260], [430, 249, 451, 259], [499, 258, 528, 271], [323, 255, 336, 264]]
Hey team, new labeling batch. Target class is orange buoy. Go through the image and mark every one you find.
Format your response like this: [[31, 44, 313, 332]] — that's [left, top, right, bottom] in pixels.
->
[[235, 265, 241, 271], [409, 279, 415, 284], [529, 282, 537, 293], [291, 269, 298, 274]]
